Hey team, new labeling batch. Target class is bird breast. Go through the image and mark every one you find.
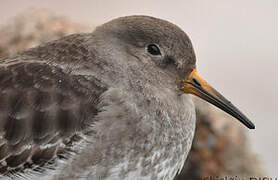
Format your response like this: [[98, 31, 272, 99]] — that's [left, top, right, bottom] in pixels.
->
[[57, 88, 196, 180]]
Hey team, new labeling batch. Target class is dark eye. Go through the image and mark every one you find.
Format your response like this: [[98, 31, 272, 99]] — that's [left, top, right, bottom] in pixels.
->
[[147, 44, 161, 56]]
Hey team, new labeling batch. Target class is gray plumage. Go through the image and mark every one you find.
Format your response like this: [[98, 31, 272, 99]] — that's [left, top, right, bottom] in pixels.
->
[[0, 16, 197, 180]]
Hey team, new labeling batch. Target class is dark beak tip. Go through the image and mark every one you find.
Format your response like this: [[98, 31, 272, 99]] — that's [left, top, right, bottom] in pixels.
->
[[249, 123, 255, 129], [244, 120, 255, 129]]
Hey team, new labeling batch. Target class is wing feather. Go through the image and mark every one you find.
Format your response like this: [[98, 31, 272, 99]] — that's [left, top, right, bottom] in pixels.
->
[[0, 59, 106, 177]]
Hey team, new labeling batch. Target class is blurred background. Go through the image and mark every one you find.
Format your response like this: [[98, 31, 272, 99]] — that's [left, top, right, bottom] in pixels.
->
[[0, 0, 277, 178]]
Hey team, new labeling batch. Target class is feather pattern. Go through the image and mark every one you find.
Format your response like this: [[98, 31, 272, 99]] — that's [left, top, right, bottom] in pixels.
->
[[0, 49, 107, 178]]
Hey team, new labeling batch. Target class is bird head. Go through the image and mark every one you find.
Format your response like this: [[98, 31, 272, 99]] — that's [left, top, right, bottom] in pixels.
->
[[95, 15, 255, 129]]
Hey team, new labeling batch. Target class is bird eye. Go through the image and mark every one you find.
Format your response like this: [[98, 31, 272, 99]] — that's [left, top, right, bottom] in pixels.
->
[[147, 44, 161, 56]]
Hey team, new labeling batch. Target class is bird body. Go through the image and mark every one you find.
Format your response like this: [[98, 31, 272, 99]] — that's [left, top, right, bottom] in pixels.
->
[[0, 15, 254, 180], [0, 17, 196, 180]]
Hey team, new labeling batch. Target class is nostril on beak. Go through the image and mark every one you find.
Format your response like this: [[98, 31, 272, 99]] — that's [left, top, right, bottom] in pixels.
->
[[192, 78, 202, 87]]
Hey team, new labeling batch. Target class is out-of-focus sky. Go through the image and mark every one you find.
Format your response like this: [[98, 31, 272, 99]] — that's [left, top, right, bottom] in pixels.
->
[[1, 0, 277, 176]]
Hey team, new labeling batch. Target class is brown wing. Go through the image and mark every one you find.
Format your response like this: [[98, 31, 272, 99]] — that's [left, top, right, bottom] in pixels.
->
[[0, 60, 106, 177]]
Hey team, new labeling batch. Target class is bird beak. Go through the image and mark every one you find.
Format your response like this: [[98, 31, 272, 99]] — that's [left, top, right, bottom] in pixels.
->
[[181, 68, 255, 129]]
